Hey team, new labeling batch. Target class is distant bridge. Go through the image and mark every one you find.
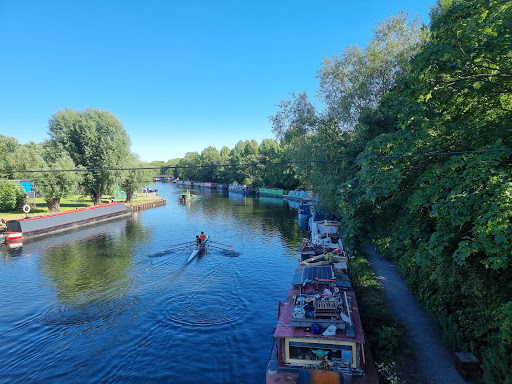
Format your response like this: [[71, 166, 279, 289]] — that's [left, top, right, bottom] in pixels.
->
[[153, 175, 175, 181]]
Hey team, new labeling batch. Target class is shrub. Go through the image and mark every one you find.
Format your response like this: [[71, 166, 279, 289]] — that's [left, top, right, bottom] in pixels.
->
[[0, 179, 25, 211]]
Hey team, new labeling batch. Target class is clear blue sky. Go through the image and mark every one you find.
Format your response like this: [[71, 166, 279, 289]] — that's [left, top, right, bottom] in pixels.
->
[[0, 0, 435, 162]]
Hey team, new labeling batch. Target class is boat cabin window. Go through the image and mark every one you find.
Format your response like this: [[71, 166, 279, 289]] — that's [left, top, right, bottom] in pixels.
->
[[285, 338, 356, 367]]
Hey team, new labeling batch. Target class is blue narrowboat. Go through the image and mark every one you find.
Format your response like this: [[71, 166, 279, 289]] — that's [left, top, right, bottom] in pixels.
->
[[228, 184, 255, 196]]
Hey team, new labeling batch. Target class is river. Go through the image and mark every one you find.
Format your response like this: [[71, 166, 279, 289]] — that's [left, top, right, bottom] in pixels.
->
[[0, 183, 307, 383]]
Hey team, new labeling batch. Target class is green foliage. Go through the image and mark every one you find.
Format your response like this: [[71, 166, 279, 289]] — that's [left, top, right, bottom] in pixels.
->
[[335, 1, 512, 381], [32, 147, 81, 212], [0, 134, 20, 179], [0, 179, 25, 211], [121, 154, 154, 203], [316, 12, 427, 128], [2, 141, 45, 179], [376, 362, 404, 384], [48, 107, 132, 205], [269, 91, 317, 143]]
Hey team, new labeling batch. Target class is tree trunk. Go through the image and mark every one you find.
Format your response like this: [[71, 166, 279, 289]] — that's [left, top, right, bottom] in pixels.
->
[[91, 192, 102, 205], [46, 198, 61, 212], [126, 190, 134, 203]]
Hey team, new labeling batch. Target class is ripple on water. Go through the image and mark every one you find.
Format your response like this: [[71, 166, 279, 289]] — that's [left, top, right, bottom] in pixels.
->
[[159, 292, 247, 327]]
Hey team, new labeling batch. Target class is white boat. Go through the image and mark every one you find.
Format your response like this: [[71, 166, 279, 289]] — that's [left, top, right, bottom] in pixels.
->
[[187, 235, 209, 263]]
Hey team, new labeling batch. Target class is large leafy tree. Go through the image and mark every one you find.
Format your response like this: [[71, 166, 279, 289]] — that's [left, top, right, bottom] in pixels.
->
[[32, 144, 81, 212], [269, 91, 317, 143], [3, 142, 45, 179], [268, 13, 427, 215], [48, 108, 132, 205], [200, 146, 221, 182], [0, 134, 20, 179], [177, 152, 201, 181], [317, 11, 428, 129]]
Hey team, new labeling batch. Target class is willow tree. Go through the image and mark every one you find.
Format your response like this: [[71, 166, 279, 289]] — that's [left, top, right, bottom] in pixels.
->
[[48, 108, 131, 205], [32, 145, 81, 212]]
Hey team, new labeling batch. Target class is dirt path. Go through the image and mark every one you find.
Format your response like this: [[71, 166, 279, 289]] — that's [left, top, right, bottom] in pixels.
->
[[363, 244, 466, 384]]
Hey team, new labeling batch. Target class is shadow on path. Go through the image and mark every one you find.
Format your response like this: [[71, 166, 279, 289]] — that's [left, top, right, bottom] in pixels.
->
[[363, 244, 466, 384]]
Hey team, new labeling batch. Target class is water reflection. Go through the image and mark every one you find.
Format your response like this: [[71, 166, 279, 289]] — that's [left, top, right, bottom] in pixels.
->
[[40, 218, 145, 303]]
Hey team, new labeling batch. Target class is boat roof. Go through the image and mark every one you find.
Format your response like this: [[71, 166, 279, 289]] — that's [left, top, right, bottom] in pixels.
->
[[274, 287, 365, 344], [6, 203, 128, 234]]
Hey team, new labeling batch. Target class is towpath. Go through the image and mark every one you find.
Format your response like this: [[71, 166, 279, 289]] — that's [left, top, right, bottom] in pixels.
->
[[363, 244, 466, 384]]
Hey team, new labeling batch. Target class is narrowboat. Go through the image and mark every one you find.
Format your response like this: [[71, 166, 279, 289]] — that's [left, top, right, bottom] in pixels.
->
[[228, 184, 255, 196], [258, 187, 287, 198], [3, 203, 132, 241], [199, 182, 218, 189], [287, 190, 313, 202], [267, 263, 368, 383]]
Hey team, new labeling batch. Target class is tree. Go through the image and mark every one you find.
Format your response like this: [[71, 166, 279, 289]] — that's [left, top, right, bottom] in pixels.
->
[[0, 134, 20, 179], [177, 152, 201, 181], [200, 146, 221, 182], [32, 144, 81, 212], [316, 12, 427, 129], [3, 142, 45, 179], [121, 155, 153, 203], [269, 91, 317, 143], [48, 108, 132, 205]]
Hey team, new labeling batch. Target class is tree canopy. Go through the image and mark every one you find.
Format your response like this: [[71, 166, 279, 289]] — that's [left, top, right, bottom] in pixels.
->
[[48, 108, 132, 205], [32, 143, 81, 212]]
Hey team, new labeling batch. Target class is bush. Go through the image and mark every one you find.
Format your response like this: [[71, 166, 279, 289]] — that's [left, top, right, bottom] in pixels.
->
[[0, 179, 25, 211]]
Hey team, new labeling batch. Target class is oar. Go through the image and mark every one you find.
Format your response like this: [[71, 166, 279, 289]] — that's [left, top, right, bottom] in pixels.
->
[[208, 245, 235, 253], [164, 241, 195, 249], [210, 241, 232, 248]]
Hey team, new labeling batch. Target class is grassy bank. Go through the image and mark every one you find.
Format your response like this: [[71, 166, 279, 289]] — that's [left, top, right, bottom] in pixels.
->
[[0, 193, 164, 222]]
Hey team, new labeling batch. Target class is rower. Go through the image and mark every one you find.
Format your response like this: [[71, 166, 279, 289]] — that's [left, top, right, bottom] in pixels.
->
[[196, 235, 201, 249], [200, 232, 206, 242]]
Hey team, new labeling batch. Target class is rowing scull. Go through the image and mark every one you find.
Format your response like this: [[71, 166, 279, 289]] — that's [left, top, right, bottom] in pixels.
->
[[187, 235, 209, 263]]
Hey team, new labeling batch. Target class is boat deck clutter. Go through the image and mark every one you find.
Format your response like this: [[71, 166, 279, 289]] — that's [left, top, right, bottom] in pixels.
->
[[267, 206, 378, 384]]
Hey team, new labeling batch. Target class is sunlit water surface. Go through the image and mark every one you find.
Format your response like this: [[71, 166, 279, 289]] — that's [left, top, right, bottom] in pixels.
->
[[0, 183, 307, 383]]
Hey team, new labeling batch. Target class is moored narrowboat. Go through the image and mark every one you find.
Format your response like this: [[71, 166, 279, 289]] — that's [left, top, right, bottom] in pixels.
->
[[4, 203, 132, 241], [287, 190, 313, 202], [267, 263, 368, 383], [199, 182, 218, 189], [228, 184, 255, 196], [258, 187, 287, 198]]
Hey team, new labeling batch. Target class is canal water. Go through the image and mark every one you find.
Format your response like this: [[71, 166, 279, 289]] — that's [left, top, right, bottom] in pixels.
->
[[0, 183, 307, 383]]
